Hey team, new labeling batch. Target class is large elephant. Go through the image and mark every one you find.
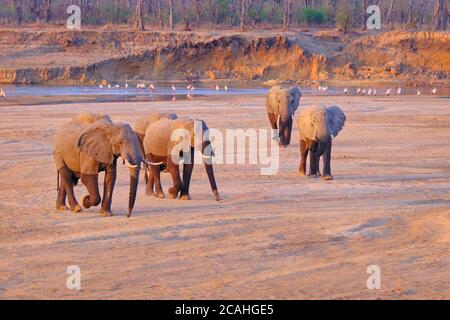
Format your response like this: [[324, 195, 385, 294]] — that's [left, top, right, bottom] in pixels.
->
[[143, 117, 220, 201], [297, 105, 346, 180], [265, 85, 302, 147], [134, 112, 178, 184], [53, 113, 142, 217]]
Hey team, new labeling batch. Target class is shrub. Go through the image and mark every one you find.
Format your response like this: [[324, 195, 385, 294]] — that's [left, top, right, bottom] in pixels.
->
[[298, 8, 327, 25]]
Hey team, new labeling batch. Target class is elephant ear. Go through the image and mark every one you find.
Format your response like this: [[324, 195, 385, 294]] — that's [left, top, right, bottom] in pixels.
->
[[327, 106, 346, 137], [77, 120, 114, 164], [289, 87, 302, 114]]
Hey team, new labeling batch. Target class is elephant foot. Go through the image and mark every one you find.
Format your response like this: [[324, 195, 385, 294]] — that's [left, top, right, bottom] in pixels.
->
[[279, 142, 288, 148], [323, 175, 333, 181], [179, 194, 191, 200], [299, 170, 306, 176], [71, 204, 82, 213], [82, 195, 91, 208], [99, 210, 113, 217], [56, 204, 69, 211], [308, 174, 320, 179], [155, 192, 165, 199], [168, 188, 180, 199], [145, 189, 155, 197], [168, 192, 179, 199]]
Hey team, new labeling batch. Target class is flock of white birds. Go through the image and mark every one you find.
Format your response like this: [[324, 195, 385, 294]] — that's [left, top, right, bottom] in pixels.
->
[[0, 84, 441, 100], [97, 82, 229, 93], [338, 86, 439, 96]]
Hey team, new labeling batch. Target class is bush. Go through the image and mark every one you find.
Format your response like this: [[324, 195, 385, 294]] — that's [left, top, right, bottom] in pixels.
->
[[298, 8, 327, 25]]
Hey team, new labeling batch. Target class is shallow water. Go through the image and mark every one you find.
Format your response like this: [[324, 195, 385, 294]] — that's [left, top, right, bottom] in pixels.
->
[[0, 84, 448, 98]]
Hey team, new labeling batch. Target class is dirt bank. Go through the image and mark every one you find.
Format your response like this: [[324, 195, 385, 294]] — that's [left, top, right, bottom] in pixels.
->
[[0, 29, 449, 85]]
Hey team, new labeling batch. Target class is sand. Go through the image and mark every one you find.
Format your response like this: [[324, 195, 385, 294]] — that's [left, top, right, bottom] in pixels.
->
[[0, 94, 449, 299]]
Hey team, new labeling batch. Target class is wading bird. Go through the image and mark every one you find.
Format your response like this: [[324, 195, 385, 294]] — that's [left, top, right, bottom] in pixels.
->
[[216, 84, 220, 91], [149, 84, 155, 91], [172, 85, 176, 92], [386, 88, 392, 96], [432, 88, 437, 95], [344, 88, 348, 95], [0, 87, 5, 99], [225, 85, 228, 91], [417, 89, 421, 96], [357, 88, 361, 95], [397, 87, 402, 95]]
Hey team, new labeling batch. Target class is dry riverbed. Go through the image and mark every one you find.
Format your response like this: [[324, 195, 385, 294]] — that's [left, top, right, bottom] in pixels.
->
[[0, 94, 449, 299]]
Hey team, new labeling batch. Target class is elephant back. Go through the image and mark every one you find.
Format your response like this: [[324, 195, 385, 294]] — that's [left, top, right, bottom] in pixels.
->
[[134, 112, 177, 137], [143, 118, 174, 157], [54, 113, 113, 173]]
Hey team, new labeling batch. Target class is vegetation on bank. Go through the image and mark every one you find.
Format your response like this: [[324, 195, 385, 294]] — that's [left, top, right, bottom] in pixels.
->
[[0, 0, 448, 32]]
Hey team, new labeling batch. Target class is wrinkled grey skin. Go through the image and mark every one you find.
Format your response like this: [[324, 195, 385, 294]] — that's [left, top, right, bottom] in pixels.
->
[[143, 117, 220, 201], [265, 85, 302, 147], [134, 112, 178, 184], [53, 114, 142, 217], [297, 105, 346, 180]]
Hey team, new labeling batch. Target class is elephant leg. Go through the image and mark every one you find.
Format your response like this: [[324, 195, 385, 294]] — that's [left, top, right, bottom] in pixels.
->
[[59, 166, 82, 213], [180, 148, 195, 200], [100, 160, 117, 216], [299, 139, 308, 176], [150, 164, 165, 198], [56, 178, 69, 211], [80, 173, 101, 209], [322, 140, 333, 180], [267, 113, 278, 140], [308, 149, 320, 178], [167, 157, 182, 199]]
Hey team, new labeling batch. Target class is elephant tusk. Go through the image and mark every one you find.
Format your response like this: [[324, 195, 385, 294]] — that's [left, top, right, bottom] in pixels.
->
[[142, 159, 164, 166], [124, 159, 138, 168], [202, 154, 213, 159], [330, 134, 335, 140]]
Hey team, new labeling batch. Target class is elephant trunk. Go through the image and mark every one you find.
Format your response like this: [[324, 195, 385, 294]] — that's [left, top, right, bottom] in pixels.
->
[[279, 115, 292, 147], [127, 166, 140, 217]]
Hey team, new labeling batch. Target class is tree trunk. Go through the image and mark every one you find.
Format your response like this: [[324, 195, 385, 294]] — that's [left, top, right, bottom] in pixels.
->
[[157, 0, 164, 29], [386, 0, 395, 29], [135, 0, 145, 31], [169, 0, 174, 29], [361, 0, 367, 30], [240, 0, 246, 31], [182, 0, 191, 30], [433, 0, 448, 30], [16, 0, 23, 26]]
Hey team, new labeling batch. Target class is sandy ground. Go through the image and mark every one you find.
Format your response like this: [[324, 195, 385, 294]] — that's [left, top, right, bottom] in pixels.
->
[[0, 94, 449, 299]]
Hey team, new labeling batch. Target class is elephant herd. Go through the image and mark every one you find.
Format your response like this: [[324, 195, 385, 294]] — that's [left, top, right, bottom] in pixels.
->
[[52, 85, 346, 217]]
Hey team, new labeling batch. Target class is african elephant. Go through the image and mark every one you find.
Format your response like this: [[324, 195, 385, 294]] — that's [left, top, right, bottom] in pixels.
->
[[297, 105, 346, 180], [143, 117, 220, 201], [265, 85, 302, 147], [53, 113, 142, 217], [134, 112, 178, 185]]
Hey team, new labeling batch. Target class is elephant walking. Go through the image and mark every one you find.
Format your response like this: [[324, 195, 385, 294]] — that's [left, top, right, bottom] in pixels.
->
[[134, 112, 178, 186], [265, 85, 302, 147], [297, 106, 346, 180], [53, 113, 142, 217], [143, 117, 220, 201]]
